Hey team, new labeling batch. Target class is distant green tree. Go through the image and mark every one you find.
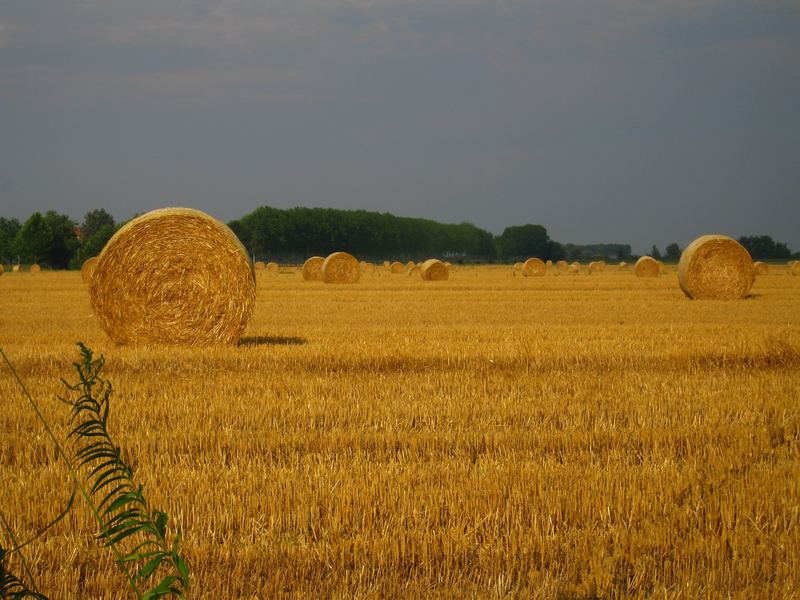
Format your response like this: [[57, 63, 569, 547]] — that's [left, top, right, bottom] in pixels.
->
[[43, 210, 79, 269], [650, 245, 662, 260], [665, 243, 681, 261], [81, 208, 115, 240], [0, 217, 21, 263], [79, 223, 117, 262], [14, 212, 53, 264], [495, 224, 554, 260], [738, 235, 791, 259]]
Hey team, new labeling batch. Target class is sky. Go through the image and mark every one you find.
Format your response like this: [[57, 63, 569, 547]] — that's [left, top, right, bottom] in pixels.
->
[[1, 0, 799, 254]]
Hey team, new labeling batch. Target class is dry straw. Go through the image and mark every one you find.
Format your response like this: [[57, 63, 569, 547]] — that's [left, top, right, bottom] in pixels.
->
[[302, 256, 325, 281], [523, 257, 546, 277], [0, 264, 4, 275], [390, 261, 407, 274], [634, 256, 660, 278], [588, 261, 602, 275], [678, 235, 754, 300], [254, 261, 265, 270], [420, 259, 449, 281], [408, 266, 421, 277], [30, 264, 41, 273], [89, 207, 255, 345], [791, 261, 800, 276], [556, 260, 568, 271], [383, 260, 391, 270], [753, 261, 769, 275], [81, 256, 99, 284], [361, 261, 375, 273], [568, 264, 579, 275], [266, 261, 279, 274], [12, 265, 20, 272], [546, 259, 553, 268], [322, 252, 361, 284], [406, 261, 415, 270], [619, 261, 628, 269]]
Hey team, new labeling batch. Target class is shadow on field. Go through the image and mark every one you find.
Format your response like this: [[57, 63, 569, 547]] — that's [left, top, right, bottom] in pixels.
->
[[239, 335, 307, 347]]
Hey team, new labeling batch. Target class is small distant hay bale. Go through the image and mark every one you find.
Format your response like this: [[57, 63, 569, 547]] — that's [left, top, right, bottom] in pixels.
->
[[266, 261, 279, 274], [588, 261, 603, 275], [302, 256, 325, 281], [12, 265, 20, 272], [254, 261, 265, 270], [406, 261, 415, 270], [0, 264, 4, 275], [634, 256, 660, 277], [513, 262, 524, 271], [619, 261, 628, 269], [81, 257, 99, 283], [322, 252, 361, 284], [89, 207, 255, 345], [546, 259, 553, 268], [421, 259, 449, 281], [523, 257, 546, 277], [753, 261, 769, 275], [556, 260, 568, 271], [383, 261, 391, 270], [361, 261, 375, 273], [30, 264, 41, 273], [408, 266, 421, 277], [390, 261, 407, 274], [568, 264, 579, 275], [791, 261, 800, 276], [444, 261, 452, 269], [678, 235, 754, 300]]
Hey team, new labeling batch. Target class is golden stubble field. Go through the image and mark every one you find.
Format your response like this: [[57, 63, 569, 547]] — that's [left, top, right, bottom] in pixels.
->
[[1, 265, 799, 599]]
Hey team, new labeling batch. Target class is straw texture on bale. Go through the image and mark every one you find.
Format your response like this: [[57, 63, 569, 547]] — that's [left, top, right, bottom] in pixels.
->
[[254, 261, 265, 270], [302, 256, 325, 281], [266, 261, 279, 273], [634, 256, 660, 278], [89, 207, 255, 346], [322, 252, 361, 284], [420, 259, 449, 281], [12, 265, 20, 272], [523, 257, 546, 277], [753, 261, 769, 275], [678, 235, 754, 300], [81, 257, 99, 284], [390, 261, 407, 274]]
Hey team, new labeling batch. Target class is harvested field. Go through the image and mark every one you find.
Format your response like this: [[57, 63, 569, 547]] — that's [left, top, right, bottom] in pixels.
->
[[1, 266, 799, 599]]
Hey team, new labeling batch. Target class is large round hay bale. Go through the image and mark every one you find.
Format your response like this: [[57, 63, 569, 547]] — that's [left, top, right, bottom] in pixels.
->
[[390, 261, 407, 274], [523, 257, 546, 277], [634, 256, 660, 278], [30, 264, 41, 273], [81, 257, 99, 284], [678, 235, 754, 300], [753, 261, 769, 275], [302, 256, 325, 281], [254, 261, 265, 270], [420, 259, 449, 281], [322, 252, 360, 284], [266, 261, 279, 274], [89, 207, 255, 345]]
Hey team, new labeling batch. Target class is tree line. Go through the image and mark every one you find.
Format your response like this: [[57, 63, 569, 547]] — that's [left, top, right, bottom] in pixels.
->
[[1, 206, 797, 268]]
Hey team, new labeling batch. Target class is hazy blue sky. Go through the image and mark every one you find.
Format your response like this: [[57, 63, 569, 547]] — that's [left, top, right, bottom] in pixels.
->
[[1, 0, 798, 253]]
